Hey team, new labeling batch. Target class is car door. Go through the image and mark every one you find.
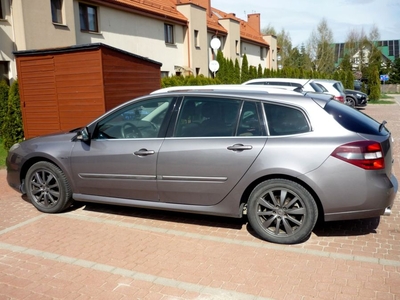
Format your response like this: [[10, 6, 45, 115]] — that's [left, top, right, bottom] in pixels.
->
[[157, 96, 267, 205], [70, 96, 174, 201]]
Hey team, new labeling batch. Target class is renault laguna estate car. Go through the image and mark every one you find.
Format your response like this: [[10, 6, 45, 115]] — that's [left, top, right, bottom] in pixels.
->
[[6, 86, 398, 244]]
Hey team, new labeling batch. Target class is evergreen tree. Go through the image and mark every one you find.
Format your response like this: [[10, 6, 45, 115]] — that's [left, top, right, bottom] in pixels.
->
[[241, 54, 250, 83], [257, 64, 263, 78], [0, 80, 9, 135], [2, 80, 24, 150], [345, 70, 354, 89], [369, 66, 381, 100], [234, 59, 241, 83]]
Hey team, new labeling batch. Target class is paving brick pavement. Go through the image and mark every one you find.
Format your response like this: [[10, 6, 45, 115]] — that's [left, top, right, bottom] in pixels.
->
[[0, 96, 399, 299]]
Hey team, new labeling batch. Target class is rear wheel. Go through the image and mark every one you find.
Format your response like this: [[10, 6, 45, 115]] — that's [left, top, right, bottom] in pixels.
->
[[247, 179, 318, 244], [346, 96, 356, 108], [25, 162, 73, 213]]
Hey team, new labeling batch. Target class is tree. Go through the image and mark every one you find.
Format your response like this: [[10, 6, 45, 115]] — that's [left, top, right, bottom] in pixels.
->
[[389, 57, 400, 84], [368, 66, 381, 100], [307, 18, 335, 74], [0, 80, 9, 135], [241, 54, 250, 83], [2, 80, 24, 150]]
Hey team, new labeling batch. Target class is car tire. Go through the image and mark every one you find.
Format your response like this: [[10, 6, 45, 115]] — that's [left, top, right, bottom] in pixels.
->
[[25, 161, 73, 213], [346, 96, 356, 108], [247, 179, 318, 244]]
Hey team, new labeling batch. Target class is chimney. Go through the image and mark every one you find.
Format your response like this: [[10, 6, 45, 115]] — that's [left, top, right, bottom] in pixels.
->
[[247, 13, 261, 34], [195, 0, 212, 17]]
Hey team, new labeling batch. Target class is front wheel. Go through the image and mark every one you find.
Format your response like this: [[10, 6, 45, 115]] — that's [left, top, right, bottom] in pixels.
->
[[247, 179, 318, 244], [25, 161, 73, 213]]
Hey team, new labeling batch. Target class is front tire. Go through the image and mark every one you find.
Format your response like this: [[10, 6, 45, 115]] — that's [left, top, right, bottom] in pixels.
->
[[25, 161, 73, 213], [247, 179, 318, 244]]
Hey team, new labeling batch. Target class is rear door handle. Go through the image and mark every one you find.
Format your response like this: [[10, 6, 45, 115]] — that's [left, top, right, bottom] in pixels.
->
[[227, 144, 253, 151], [134, 149, 155, 156]]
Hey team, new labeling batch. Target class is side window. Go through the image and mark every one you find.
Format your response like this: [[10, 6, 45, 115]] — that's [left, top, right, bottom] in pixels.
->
[[164, 24, 174, 44], [79, 3, 98, 32], [237, 101, 263, 136], [94, 97, 173, 139], [51, 0, 63, 24], [264, 103, 310, 136], [175, 97, 241, 137]]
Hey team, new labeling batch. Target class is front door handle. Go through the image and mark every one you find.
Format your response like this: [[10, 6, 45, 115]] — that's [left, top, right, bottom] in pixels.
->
[[134, 149, 155, 156], [227, 144, 253, 151]]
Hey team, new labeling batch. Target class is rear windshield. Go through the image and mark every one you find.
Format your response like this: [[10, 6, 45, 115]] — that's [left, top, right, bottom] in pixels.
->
[[324, 100, 388, 135]]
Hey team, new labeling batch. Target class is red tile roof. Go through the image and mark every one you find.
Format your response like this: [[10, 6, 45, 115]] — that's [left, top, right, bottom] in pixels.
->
[[94, 0, 268, 46]]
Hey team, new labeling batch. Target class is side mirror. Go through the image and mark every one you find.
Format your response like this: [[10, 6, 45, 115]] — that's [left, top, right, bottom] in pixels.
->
[[76, 127, 90, 143]]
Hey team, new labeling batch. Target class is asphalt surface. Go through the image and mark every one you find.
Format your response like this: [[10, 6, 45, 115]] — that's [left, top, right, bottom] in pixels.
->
[[0, 96, 399, 300]]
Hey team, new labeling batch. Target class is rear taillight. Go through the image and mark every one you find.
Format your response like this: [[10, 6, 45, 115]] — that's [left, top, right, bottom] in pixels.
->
[[334, 96, 345, 103], [331, 141, 384, 170]]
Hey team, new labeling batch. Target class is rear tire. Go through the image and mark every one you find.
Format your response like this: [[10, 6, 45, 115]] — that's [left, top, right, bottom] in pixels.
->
[[25, 162, 73, 213], [346, 96, 356, 108], [247, 179, 318, 244]]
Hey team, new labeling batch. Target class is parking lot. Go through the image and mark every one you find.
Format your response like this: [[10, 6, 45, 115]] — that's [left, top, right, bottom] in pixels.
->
[[1, 96, 399, 300]]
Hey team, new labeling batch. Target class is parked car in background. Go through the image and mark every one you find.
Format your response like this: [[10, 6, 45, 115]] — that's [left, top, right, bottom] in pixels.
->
[[354, 80, 362, 91], [242, 78, 325, 94], [6, 86, 397, 245], [313, 79, 346, 104], [344, 89, 368, 108]]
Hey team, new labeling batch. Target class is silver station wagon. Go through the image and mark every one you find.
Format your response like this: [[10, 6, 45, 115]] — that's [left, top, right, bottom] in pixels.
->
[[6, 86, 398, 244]]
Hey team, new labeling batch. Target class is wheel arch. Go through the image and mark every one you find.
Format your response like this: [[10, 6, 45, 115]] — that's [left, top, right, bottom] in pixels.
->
[[240, 174, 325, 223], [20, 157, 71, 193]]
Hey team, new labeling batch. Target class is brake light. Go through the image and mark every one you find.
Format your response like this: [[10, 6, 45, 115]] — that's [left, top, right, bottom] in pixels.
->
[[331, 141, 384, 170], [334, 96, 345, 103]]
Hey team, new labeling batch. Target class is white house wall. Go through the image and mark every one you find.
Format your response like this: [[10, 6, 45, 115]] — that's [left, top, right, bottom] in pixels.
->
[[74, 4, 187, 76], [176, 4, 208, 76], [242, 41, 265, 69]]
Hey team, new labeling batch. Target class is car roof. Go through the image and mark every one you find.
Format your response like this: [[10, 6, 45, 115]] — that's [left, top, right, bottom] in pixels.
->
[[149, 85, 333, 107], [151, 84, 301, 95], [242, 78, 314, 84]]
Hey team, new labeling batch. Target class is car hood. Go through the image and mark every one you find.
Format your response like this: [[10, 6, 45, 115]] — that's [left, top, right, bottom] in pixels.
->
[[345, 89, 367, 96]]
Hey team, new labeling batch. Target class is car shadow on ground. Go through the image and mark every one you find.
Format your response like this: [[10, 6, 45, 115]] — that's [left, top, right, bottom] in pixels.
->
[[80, 202, 380, 241], [20, 196, 381, 243], [82, 202, 246, 230]]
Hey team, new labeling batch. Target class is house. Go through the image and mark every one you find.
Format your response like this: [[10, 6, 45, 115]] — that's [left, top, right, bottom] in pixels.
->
[[0, 0, 277, 83], [333, 39, 400, 71]]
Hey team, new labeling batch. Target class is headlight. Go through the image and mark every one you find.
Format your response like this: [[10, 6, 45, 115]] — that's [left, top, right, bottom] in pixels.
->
[[9, 143, 20, 152], [356, 93, 362, 98]]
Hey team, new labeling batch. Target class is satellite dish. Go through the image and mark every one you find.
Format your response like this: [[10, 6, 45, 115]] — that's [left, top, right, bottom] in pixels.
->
[[210, 38, 221, 50], [209, 60, 219, 72]]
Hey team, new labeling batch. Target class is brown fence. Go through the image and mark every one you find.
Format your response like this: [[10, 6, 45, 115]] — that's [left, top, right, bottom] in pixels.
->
[[381, 84, 400, 93]]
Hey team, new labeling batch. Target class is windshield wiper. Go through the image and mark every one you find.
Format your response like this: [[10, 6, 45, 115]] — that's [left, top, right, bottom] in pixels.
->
[[379, 120, 387, 132]]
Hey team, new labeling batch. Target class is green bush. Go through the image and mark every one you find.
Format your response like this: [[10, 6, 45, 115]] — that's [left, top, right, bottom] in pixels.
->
[[2, 80, 24, 150], [0, 80, 9, 135]]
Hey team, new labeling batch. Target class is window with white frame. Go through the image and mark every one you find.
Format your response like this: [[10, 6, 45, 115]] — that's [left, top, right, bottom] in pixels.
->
[[79, 2, 98, 32], [51, 0, 63, 24], [164, 24, 174, 44]]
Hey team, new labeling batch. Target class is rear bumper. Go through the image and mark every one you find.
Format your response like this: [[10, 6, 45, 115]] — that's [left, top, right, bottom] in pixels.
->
[[324, 173, 397, 221]]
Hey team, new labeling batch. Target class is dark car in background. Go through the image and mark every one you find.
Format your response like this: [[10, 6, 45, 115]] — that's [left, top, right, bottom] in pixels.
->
[[345, 89, 368, 108], [6, 86, 397, 245]]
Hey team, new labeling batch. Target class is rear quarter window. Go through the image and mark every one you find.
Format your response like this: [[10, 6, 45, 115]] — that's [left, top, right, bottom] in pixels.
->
[[264, 103, 310, 136], [324, 100, 388, 135]]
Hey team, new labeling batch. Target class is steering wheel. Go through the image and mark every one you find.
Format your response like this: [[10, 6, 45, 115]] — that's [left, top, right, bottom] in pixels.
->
[[121, 122, 142, 138]]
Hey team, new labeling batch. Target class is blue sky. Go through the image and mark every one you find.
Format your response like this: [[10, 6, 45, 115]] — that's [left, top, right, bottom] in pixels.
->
[[210, 0, 400, 47]]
